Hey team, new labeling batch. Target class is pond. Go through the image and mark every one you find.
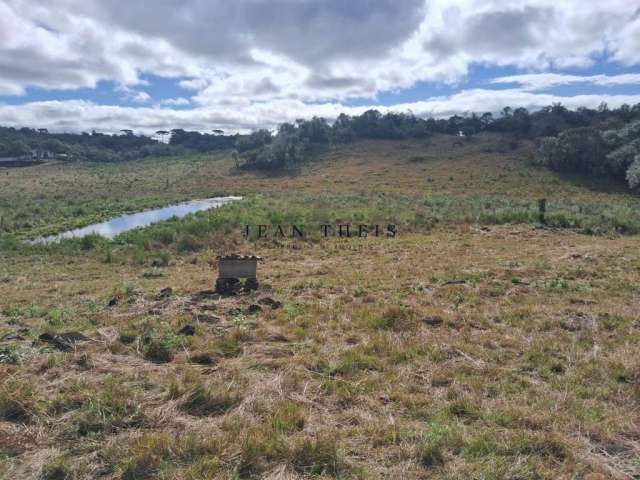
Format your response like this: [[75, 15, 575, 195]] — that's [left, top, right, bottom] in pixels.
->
[[32, 196, 242, 244]]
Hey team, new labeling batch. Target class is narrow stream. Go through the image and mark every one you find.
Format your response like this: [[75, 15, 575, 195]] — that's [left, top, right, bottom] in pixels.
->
[[32, 196, 242, 244]]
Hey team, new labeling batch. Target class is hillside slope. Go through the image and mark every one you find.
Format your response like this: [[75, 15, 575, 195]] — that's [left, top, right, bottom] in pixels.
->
[[1, 133, 639, 240]]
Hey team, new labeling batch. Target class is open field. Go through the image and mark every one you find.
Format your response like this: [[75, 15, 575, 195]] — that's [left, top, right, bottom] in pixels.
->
[[2, 134, 640, 241], [1, 135, 639, 479]]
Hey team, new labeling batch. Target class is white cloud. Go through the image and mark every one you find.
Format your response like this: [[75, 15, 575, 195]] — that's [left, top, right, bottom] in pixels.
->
[[2, 90, 640, 135], [178, 78, 209, 91], [130, 91, 151, 103], [115, 85, 152, 103], [609, 14, 640, 66], [159, 97, 191, 107], [491, 73, 640, 90], [0, 0, 639, 131], [385, 89, 640, 118]]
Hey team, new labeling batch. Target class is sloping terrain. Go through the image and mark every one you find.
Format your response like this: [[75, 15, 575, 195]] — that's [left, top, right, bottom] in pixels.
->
[[2, 133, 638, 240], [1, 136, 639, 479]]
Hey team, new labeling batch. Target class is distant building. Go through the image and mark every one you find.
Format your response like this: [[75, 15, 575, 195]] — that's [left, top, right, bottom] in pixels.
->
[[30, 149, 56, 160], [0, 149, 60, 167], [0, 149, 65, 167]]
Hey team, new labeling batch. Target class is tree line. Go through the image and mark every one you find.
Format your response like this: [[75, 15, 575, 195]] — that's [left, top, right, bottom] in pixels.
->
[[2, 102, 640, 189], [0, 127, 187, 162], [232, 103, 640, 184], [535, 120, 640, 189], [0, 126, 240, 162]]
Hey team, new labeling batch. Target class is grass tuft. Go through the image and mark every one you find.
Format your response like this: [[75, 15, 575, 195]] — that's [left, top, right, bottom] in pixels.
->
[[417, 422, 462, 467], [290, 434, 342, 476], [180, 383, 242, 417]]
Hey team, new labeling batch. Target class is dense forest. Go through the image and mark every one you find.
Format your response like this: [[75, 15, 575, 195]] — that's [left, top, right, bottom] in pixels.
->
[[0, 127, 187, 162], [2, 102, 640, 189], [233, 103, 640, 190]]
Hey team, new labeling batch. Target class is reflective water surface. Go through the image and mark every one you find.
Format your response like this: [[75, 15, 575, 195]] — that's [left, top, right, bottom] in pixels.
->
[[34, 196, 242, 244]]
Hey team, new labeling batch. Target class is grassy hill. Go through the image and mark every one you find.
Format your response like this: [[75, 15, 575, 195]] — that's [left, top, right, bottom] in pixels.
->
[[1, 135, 639, 479], [2, 133, 640, 241]]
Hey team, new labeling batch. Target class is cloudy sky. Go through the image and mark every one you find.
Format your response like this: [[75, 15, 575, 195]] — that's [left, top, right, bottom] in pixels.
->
[[1, 0, 640, 134]]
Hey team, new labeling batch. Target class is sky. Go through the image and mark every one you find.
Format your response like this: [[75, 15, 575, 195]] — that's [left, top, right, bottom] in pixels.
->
[[1, 0, 640, 134]]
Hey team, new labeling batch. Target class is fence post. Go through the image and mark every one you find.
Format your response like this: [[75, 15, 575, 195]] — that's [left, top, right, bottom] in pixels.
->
[[538, 198, 547, 225]]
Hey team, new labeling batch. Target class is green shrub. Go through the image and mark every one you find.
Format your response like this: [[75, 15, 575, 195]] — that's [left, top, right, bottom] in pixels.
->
[[79, 234, 96, 250], [142, 325, 182, 363], [176, 234, 202, 252], [155, 249, 171, 267], [0, 344, 22, 364], [417, 422, 462, 467]]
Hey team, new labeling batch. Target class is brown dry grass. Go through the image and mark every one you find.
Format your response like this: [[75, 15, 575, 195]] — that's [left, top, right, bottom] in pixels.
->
[[1, 225, 639, 479], [1, 134, 639, 478]]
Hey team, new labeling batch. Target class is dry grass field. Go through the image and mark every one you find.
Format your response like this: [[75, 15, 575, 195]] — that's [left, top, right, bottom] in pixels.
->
[[1, 135, 639, 479]]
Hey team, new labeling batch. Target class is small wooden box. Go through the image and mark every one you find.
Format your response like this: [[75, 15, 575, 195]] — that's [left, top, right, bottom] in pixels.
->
[[218, 255, 259, 279]]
